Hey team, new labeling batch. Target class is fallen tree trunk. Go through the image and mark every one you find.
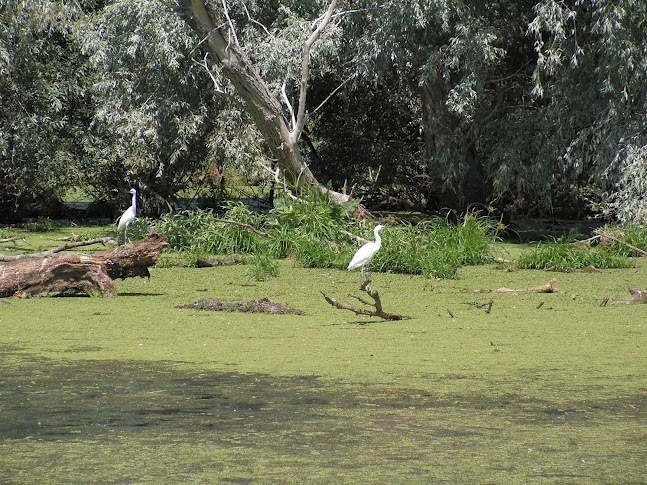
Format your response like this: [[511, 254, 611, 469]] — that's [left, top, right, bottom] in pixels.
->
[[0, 233, 168, 298]]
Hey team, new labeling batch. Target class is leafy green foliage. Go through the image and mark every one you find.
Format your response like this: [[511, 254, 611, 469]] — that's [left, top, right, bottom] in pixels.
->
[[517, 234, 633, 271], [75, 0, 225, 215], [24, 217, 60, 233], [0, 0, 91, 219], [152, 195, 500, 278]]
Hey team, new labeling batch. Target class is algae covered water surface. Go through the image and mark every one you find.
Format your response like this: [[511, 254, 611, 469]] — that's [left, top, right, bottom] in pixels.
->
[[1, 256, 646, 483]]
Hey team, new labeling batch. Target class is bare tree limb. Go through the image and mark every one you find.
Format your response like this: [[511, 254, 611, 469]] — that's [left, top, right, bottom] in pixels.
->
[[0, 237, 117, 262], [193, 53, 246, 109], [241, 2, 273, 39], [0, 236, 25, 244], [339, 229, 369, 245], [258, 162, 299, 201], [220, 0, 239, 48], [309, 74, 354, 117], [322, 274, 410, 320], [209, 218, 273, 238], [282, 80, 296, 131], [292, 0, 339, 142], [577, 234, 647, 257]]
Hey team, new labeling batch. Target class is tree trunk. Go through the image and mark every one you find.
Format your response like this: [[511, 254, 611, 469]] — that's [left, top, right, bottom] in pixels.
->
[[177, 0, 351, 206], [0, 233, 168, 298]]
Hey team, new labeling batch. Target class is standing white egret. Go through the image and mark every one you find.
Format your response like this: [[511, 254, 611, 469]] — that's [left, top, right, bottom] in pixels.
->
[[347, 224, 385, 279], [117, 188, 137, 243]]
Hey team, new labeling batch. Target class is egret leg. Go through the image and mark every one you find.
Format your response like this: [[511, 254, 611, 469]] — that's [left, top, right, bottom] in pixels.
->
[[124, 226, 128, 244]]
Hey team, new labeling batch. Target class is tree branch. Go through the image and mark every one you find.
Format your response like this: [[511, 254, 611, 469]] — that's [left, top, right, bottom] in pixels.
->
[[0, 237, 117, 262], [282, 80, 296, 130], [209, 218, 273, 238], [293, 0, 339, 142], [322, 274, 410, 320], [577, 234, 647, 257]]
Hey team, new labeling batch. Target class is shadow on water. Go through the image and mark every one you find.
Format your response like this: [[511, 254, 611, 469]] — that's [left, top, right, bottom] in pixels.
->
[[1, 345, 646, 482]]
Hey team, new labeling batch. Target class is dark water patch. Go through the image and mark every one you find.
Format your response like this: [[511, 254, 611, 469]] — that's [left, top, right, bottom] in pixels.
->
[[1, 350, 646, 483]]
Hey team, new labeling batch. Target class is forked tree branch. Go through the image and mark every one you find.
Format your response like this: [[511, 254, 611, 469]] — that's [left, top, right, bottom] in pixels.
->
[[292, 0, 339, 142], [322, 274, 410, 320]]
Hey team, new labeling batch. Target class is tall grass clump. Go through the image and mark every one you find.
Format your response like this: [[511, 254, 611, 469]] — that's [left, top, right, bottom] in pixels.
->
[[371, 213, 501, 278], [269, 192, 358, 266], [153, 203, 264, 255], [248, 252, 279, 281], [517, 234, 633, 271]]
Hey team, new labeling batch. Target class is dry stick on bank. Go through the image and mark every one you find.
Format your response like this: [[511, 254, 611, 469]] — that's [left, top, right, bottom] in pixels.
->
[[322, 274, 410, 321], [0, 233, 168, 298]]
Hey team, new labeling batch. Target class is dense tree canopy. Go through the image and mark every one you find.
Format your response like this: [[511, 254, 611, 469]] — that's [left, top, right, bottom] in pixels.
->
[[0, 0, 645, 222]]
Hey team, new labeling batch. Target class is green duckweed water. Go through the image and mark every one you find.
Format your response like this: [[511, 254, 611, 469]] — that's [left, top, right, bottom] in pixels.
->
[[1, 245, 646, 483]]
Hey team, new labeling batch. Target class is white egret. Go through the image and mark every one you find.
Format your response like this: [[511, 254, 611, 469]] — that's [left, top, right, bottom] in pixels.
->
[[117, 188, 137, 243], [347, 224, 385, 278]]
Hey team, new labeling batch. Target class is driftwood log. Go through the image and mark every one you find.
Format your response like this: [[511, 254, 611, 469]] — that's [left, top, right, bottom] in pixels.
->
[[496, 278, 560, 293], [322, 275, 410, 321], [0, 233, 168, 298], [610, 288, 647, 305]]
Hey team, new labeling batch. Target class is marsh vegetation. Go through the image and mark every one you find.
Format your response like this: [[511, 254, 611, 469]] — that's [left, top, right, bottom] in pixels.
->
[[1, 208, 646, 483]]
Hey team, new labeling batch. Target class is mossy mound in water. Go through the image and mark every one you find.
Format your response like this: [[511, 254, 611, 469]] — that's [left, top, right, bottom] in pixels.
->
[[178, 297, 304, 315]]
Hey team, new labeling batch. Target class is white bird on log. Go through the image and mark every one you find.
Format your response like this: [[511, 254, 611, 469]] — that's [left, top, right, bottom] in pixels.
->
[[117, 188, 137, 243], [347, 224, 385, 278]]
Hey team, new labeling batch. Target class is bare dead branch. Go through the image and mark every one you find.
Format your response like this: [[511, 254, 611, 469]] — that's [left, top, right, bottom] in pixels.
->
[[281, 80, 296, 130], [496, 278, 560, 293], [209, 218, 273, 238], [220, 0, 239, 48], [322, 274, 410, 320], [259, 162, 300, 201], [0, 236, 25, 244], [309, 74, 354, 117], [339, 229, 369, 245], [0, 237, 117, 262], [0, 233, 167, 298], [293, 0, 339, 141], [242, 2, 273, 39], [578, 234, 647, 257]]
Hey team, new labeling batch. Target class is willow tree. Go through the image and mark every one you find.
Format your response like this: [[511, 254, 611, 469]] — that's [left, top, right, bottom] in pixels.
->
[[174, 0, 351, 206]]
